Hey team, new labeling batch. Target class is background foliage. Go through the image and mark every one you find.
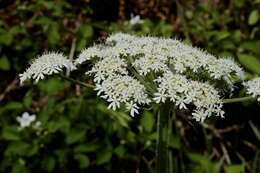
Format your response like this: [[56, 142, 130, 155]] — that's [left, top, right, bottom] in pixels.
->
[[1, 0, 260, 172]]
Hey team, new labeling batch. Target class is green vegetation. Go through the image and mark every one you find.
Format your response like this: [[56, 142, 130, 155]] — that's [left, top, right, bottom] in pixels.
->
[[1, 0, 260, 172]]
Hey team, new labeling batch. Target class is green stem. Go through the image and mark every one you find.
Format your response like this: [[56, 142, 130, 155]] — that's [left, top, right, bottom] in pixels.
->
[[59, 74, 95, 88], [223, 96, 254, 104], [156, 102, 171, 173]]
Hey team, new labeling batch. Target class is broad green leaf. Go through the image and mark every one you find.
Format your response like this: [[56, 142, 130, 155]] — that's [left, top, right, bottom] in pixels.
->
[[65, 129, 86, 144], [38, 78, 68, 95], [215, 31, 230, 41], [78, 25, 93, 38], [5, 141, 30, 156], [238, 54, 260, 75], [2, 127, 20, 141], [225, 164, 245, 173], [2, 102, 23, 111], [248, 10, 259, 25], [74, 144, 99, 153], [11, 161, 28, 173], [96, 149, 112, 165], [0, 56, 10, 71], [74, 154, 90, 169], [114, 145, 126, 158]]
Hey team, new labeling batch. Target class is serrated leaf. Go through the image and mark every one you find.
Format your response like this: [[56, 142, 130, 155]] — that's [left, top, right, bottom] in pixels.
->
[[238, 54, 260, 75], [248, 10, 259, 25]]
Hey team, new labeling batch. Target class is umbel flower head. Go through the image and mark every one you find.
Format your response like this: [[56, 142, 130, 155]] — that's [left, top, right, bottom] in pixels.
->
[[75, 33, 245, 121], [244, 78, 260, 102], [19, 52, 76, 84], [21, 33, 247, 122]]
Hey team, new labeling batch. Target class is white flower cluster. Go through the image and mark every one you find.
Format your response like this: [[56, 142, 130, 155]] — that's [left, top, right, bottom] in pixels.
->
[[154, 72, 224, 122], [20, 33, 246, 121], [19, 52, 75, 84], [74, 33, 244, 121], [244, 77, 260, 102], [95, 75, 151, 116]]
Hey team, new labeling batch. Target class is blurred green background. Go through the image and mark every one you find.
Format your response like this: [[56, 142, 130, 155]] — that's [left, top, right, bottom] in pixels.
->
[[1, 0, 260, 172]]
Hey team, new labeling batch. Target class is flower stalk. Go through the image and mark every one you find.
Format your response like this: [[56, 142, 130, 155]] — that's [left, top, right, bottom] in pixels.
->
[[156, 102, 172, 173]]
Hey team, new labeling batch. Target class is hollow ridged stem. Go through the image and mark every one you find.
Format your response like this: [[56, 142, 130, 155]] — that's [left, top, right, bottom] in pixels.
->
[[223, 96, 254, 104], [156, 102, 172, 173]]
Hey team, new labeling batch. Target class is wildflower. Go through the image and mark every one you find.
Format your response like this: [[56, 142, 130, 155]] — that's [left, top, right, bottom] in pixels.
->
[[129, 14, 143, 25], [244, 78, 260, 101], [21, 33, 246, 121], [19, 52, 75, 84], [16, 112, 36, 129]]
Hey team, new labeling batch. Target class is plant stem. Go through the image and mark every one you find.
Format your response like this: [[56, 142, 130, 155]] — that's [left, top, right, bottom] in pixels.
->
[[59, 74, 95, 88], [156, 102, 171, 173], [223, 96, 254, 104]]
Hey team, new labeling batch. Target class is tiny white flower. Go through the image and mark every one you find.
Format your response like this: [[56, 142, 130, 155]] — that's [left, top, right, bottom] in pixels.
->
[[129, 14, 143, 25], [16, 112, 36, 129]]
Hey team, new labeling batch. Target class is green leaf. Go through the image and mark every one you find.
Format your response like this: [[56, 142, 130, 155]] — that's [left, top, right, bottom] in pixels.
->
[[74, 154, 90, 169], [74, 144, 99, 153], [2, 126, 20, 141], [5, 141, 30, 156], [0, 56, 10, 71], [78, 25, 93, 38], [11, 161, 28, 173], [47, 117, 70, 133], [2, 102, 23, 111], [114, 145, 126, 158], [96, 149, 112, 165], [248, 10, 259, 25], [23, 90, 33, 108], [238, 54, 260, 75], [0, 31, 13, 46], [140, 111, 154, 132], [38, 78, 68, 95], [225, 164, 245, 173], [42, 157, 56, 172], [65, 129, 86, 144]]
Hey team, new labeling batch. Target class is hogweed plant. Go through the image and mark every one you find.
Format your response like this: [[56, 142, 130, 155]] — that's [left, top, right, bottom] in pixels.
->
[[20, 33, 260, 172]]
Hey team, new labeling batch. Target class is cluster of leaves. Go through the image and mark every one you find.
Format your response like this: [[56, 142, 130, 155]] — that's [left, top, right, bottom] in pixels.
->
[[1, 0, 260, 172]]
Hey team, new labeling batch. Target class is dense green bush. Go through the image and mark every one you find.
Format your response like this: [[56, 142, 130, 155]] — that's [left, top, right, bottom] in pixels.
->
[[1, 0, 260, 172]]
